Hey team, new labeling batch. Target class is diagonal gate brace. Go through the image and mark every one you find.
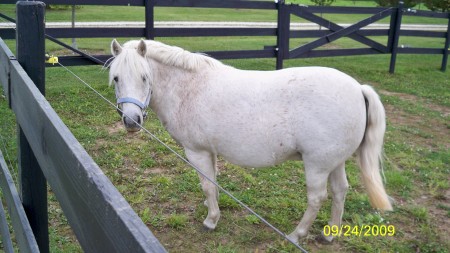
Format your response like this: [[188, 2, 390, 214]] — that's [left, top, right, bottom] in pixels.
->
[[289, 6, 393, 58]]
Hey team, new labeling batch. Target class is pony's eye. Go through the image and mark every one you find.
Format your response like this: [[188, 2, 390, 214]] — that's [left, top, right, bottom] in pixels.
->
[[113, 76, 119, 82], [142, 76, 147, 82]]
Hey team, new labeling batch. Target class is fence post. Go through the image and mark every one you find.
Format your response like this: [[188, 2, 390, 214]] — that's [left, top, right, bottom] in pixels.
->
[[388, 1, 404, 74], [145, 0, 155, 39], [276, 0, 290, 70], [16, 2, 49, 253], [441, 14, 450, 71]]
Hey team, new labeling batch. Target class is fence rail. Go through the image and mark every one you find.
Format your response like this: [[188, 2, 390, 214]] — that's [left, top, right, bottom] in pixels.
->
[[0, 149, 40, 253]]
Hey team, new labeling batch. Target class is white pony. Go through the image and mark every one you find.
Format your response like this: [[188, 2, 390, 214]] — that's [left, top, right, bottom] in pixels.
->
[[109, 39, 392, 244]]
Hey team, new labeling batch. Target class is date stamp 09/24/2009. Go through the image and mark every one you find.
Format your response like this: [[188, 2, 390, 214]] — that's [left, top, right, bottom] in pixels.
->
[[323, 225, 396, 237]]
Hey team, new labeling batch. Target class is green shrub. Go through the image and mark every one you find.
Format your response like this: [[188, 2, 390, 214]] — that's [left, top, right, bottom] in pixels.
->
[[423, 0, 450, 12], [46, 5, 82, 10], [310, 0, 336, 6], [374, 0, 419, 8]]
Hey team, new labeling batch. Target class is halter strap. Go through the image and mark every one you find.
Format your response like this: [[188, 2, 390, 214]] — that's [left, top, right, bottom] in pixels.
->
[[117, 97, 146, 109]]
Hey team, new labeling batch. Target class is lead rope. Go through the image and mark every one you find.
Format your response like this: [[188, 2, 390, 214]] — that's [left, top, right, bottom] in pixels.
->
[[57, 62, 308, 253]]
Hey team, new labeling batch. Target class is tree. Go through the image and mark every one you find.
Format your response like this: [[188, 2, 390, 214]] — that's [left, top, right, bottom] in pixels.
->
[[46, 5, 80, 10], [310, 0, 336, 6], [310, 0, 336, 30], [374, 0, 420, 8], [423, 0, 450, 12]]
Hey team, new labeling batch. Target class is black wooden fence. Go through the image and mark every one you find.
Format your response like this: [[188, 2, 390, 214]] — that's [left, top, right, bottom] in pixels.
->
[[0, 2, 166, 252], [0, 0, 449, 72]]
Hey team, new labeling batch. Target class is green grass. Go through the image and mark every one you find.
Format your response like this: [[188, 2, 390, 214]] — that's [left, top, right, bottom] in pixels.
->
[[1, 36, 449, 252], [166, 213, 189, 229]]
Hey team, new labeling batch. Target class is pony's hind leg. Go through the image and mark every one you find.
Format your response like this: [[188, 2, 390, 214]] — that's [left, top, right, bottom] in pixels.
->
[[184, 148, 220, 230], [287, 163, 330, 244], [321, 163, 348, 243]]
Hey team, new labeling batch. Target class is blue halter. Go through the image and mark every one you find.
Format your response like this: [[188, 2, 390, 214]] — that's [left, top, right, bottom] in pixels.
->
[[116, 90, 151, 119], [117, 97, 146, 110]]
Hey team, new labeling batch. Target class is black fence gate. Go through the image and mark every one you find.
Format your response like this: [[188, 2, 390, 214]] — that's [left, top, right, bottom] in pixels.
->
[[280, 3, 449, 72]]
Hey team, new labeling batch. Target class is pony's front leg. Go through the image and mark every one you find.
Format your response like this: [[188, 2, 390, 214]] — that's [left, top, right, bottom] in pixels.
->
[[185, 149, 220, 230]]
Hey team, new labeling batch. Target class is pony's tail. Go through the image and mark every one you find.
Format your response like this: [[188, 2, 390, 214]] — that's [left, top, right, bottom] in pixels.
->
[[357, 85, 393, 211]]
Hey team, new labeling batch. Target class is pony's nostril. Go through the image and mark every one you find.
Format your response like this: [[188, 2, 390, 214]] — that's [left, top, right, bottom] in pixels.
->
[[122, 114, 142, 130], [123, 116, 133, 126]]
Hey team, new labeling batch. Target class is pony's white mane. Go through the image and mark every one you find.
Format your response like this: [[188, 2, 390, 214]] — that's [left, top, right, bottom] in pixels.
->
[[123, 40, 222, 70]]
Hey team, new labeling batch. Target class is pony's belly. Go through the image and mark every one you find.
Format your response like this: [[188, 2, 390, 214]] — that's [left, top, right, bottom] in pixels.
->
[[218, 145, 301, 168]]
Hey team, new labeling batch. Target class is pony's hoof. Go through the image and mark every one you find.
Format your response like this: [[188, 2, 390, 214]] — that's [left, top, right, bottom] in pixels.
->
[[286, 233, 300, 245], [202, 219, 217, 231], [202, 225, 214, 232], [316, 234, 334, 244]]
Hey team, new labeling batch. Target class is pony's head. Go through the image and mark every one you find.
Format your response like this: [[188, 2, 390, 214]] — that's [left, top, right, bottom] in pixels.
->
[[109, 39, 152, 132]]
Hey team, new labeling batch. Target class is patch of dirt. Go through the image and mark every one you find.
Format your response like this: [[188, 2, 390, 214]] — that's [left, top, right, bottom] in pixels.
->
[[380, 90, 449, 150], [144, 167, 165, 175], [379, 90, 450, 117], [106, 120, 124, 134], [321, 43, 342, 50], [88, 121, 124, 154], [413, 186, 450, 242], [104, 120, 147, 144], [304, 236, 347, 253]]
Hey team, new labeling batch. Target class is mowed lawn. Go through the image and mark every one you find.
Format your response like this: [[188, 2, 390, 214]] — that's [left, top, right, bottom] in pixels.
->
[[0, 1, 449, 252]]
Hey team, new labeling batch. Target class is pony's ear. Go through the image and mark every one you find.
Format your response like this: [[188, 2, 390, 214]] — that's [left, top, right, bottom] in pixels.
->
[[111, 39, 122, 56], [137, 40, 147, 57]]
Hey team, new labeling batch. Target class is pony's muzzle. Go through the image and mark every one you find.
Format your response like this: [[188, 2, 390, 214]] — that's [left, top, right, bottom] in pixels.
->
[[122, 113, 143, 132], [116, 102, 145, 132]]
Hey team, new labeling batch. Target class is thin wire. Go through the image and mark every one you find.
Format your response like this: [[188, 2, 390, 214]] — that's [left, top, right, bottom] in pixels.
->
[[1, 91, 17, 178], [57, 62, 308, 252], [0, 126, 18, 184], [0, 133, 15, 173]]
